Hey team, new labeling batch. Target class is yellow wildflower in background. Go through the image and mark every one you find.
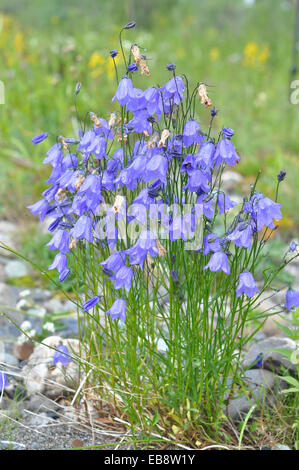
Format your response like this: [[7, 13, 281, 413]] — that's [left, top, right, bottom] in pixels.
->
[[258, 45, 270, 65], [88, 51, 105, 69], [106, 54, 121, 81], [0, 13, 13, 33], [14, 32, 25, 53], [176, 47, 185, 59], [209, 47, 220, 61], [91, 68, 104, 79], [243, 41, 270, 69]]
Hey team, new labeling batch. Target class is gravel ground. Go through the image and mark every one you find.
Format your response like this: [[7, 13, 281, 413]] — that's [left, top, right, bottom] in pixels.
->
[[1, 417, 134, 450]]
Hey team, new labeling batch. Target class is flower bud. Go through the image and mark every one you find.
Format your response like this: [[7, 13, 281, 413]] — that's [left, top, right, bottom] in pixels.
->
[[110, 49, 118, 58], [166, 63, 176, 71], [75, 82, 82, 96], [123, 21, 136, 30], [277, 170, 286, 182]]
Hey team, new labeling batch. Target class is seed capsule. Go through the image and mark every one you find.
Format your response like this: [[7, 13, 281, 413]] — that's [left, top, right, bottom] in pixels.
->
[[198, 83, 212, 107]]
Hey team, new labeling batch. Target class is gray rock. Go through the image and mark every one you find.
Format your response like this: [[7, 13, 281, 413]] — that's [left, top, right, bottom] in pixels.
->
[[0, 264, 7, 282], [0, 440, 27, 450], [0, 220, 19, 258], [43, 297, 75, 313], [30, 288, 52, 302], [2, 351, 19, 368], [4, 260, 28, 279], [224, 369, 287, 421], [23, 394, 61, 414], [25, 412, 53, 427], [242, 336, 297, 374], [22, 336, 82, 399], [0, 283, 23, 332], [221, 171, 243, 193], [272, 443, 291, 450]]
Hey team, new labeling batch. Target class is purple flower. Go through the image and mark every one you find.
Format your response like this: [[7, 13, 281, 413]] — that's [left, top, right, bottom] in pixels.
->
[[145, 154, 169, 183], [125, 230, 158, 268], [226, 222, 253, 250], [289, 241, 297, 252], [249, 353, 264, 369], [180, 153, 196, 173], [127, 109, 152, 134], [48, 252, 68, 275], [217, 193, 237, 214], [46, 229, 70, 253], [183, 169, 210, 193], [53, 345, 72, 366], [211, 108, 218, 117], [111, 77, 134, 106], [100, 251, 126, 278], [0, 371, 9, 392], [162, 76, 185, 106], [236, 271, 260, 298], [105, 298, 127, 322], [203, 252, 230, 275], [182, 120, 202, 147], [285, 288, 299, 311], [245, 193, 282, 232], [144, 87, 163, 119], [83, 296, 100, 311], [31, 132, 48, 145], [43, 143, 63, 167], [27, 199, 52, 222], [214, 139, 240, 166], [114, 265, 134, 292], [203, 234, 221, 256], [195, 142, 215, 171], [70, 215, 93, 243]]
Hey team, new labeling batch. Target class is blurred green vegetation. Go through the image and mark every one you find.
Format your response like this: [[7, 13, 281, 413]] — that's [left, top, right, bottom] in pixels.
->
[[0, 0, 299, 235]]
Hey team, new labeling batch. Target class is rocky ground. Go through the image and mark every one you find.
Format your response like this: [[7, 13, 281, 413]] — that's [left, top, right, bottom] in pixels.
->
[[0, 176, 298, 450]]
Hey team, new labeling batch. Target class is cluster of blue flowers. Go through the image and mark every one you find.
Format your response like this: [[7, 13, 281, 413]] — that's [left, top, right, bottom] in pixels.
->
[[28, 43, 299, 323]]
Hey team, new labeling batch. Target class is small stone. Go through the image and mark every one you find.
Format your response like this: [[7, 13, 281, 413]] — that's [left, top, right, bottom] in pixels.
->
[[242, 336, 297, 374], [221, 171, 243, 193], [23, 336, 82, 399], [30, 288, 52, 302], [272, 443, 291, 450], [0, 221, 19, 258], [13, 341, 34, 360], [0, 283, 23, 329], [72, 439, 84, 448], [4, 260, 28, 279], [27, 306, 47, 318], [0, 440, 26, 450], [224, 369, 287, 421], [0, 265, 7, 282]]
